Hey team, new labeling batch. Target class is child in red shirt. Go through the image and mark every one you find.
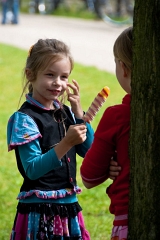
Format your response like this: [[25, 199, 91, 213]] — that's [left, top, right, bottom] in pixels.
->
[[80, 26, 133, 240]]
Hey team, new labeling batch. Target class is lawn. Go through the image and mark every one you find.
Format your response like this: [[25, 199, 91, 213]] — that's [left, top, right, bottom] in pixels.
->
[[0, 43, 125, 239]]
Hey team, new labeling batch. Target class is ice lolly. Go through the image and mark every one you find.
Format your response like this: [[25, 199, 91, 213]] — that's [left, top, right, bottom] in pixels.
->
[[83, 86, 110, 123]]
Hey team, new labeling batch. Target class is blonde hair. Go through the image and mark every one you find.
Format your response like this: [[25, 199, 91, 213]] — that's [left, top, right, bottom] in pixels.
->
[[113, 26, 133, 71], [20, 39, 74, 104]]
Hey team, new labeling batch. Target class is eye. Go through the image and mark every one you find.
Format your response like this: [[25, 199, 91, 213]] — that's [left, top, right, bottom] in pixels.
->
[[61, 75, 68, 80], [45, 73, 54, 78]]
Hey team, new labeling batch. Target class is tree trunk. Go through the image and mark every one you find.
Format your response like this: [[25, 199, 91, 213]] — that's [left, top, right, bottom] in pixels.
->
[[129, 0, 160, 239]]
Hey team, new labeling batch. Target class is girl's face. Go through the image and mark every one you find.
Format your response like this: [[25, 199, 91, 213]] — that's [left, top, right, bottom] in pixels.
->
[[31, 57, 71, 109], [115, 58, 131, 94]]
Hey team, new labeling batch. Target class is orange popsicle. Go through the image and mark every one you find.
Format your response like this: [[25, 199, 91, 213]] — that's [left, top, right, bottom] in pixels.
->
[[83, 86, 110, 123]]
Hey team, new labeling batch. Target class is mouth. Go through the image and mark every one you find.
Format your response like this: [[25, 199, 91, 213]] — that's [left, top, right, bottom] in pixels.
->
[[49, 89, 61, 95]]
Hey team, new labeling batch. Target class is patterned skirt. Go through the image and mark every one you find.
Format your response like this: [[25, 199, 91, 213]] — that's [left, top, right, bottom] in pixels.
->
[[111, 225, 128, 240], [10, 202, 90, 240], [111, 214, 128, 240]]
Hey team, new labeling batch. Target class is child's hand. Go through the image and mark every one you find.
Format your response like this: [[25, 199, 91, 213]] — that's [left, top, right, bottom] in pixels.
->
[[66, 79, 83, 119], [54, 124, 87, 160], [64, 124, 87, 146], [109, 160, 121, 180]]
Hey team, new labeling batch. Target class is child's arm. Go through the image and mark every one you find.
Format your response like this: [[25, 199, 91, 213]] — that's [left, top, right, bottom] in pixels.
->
[[54, 123, 87, 159], [81, 160, 121, 188], [82, 179, 100, 189], [80, 107, 118, 187], [8, 112, 88, 180], [66, 79, 84, 119], [66, 79, 94, 156], [75, 120, 94, 158], [18, 139, 62, 180], [18, 123, 87, 180], [80, 135, 113, 187]]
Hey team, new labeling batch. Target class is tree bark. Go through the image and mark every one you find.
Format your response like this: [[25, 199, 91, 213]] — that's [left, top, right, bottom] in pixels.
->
[[129, 0, 160, 239]]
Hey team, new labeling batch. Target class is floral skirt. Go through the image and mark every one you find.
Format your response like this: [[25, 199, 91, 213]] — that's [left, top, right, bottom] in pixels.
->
[[10, 202, 90, 240], [111, 225, 128, 240]]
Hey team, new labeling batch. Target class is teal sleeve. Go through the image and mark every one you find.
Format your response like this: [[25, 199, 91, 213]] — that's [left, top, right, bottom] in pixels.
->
[[75, 118, 94, 157], [18, 139, 62, 180]]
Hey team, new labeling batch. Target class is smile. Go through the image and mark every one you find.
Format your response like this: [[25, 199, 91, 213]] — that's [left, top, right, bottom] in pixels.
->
[[49, 89, 61, 94]]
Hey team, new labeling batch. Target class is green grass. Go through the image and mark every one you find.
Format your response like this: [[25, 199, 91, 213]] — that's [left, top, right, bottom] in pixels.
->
[[20, 0, 133, 24], [21, 0, 98, 20], [50, 3, 97, 20], [0, 43, 125, 239]]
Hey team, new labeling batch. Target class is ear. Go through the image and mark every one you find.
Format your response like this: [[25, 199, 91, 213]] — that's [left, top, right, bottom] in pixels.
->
[[25, 68, 32, 80], [120, 61, 128, 78]]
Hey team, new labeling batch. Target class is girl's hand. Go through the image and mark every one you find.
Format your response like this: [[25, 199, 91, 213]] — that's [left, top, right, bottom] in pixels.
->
[[66, 79, 83, 119], [54, 124, 87, 160], [64, 124, 87, 146]]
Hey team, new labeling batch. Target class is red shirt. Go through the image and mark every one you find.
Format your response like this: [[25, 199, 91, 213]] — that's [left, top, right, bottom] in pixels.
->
[[80, 94, 130, 226]]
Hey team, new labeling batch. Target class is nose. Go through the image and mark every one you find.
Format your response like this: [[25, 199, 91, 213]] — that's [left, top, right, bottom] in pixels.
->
[[53, 76, 61, 85]]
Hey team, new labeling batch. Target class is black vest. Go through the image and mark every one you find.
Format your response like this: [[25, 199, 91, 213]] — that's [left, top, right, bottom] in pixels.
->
[[15, 102, 78, 192]]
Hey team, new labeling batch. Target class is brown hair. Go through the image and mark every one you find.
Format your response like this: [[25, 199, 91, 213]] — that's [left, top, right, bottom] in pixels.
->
[[113, 26, 133, 72], [20, 39, 74, 103]]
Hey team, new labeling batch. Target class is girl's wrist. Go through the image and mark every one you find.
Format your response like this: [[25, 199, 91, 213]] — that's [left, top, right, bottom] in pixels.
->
[[74, 111, 84, 119], [54, 138, 72, 159]]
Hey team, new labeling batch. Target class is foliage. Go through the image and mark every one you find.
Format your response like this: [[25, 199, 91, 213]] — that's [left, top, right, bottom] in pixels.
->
[[49, 2, 97, 20], [0, 43, 125, 239], [20, 0, 98, 20]]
